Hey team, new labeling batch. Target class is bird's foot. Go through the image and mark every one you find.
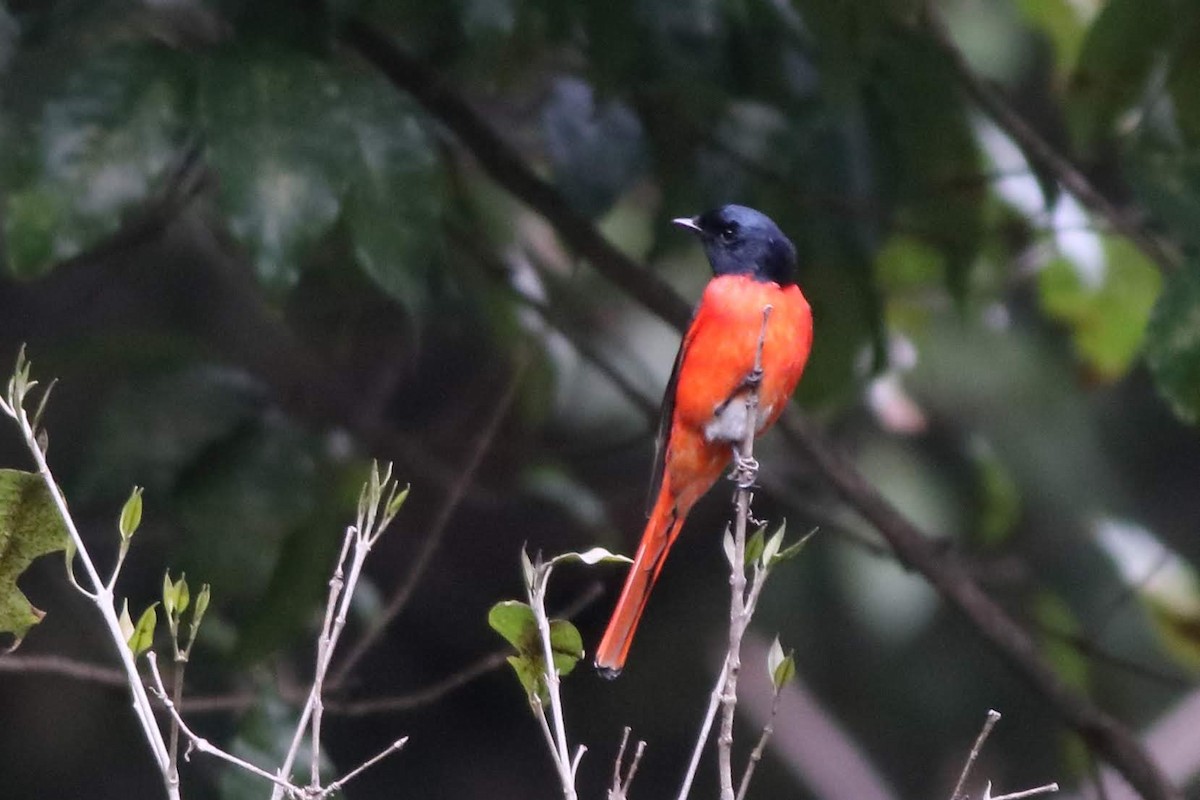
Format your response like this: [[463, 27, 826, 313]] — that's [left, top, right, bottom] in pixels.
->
[[729, 453, 759, 489]]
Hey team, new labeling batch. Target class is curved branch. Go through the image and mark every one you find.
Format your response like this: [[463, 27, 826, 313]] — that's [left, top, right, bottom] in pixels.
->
[[343, 21, 1180, 800]]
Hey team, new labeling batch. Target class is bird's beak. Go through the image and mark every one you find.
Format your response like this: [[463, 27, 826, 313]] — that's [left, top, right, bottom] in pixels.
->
[[671, 216, 702, 233]]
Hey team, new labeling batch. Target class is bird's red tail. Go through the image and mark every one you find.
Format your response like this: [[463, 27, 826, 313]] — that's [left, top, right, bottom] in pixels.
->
[[595, 489, 686, 678]]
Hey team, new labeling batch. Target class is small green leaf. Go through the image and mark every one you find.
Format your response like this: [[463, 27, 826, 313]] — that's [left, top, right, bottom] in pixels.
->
[[744, 526, 765, 567], [766, 636, 796, 690], [769, 526, 819, 567], [722, 525, 735, 567], [761, 522, 785, 566], [190, 583, 211, 642], [175, 575, 190, 618], [0, 469, 69, 647], [385, 484, 411, 520], [489, 601, 584, 701], [1145, 263, 1200, 424], [119, 486, 144, 542], [128, 603, 158, 656], [489, 600, 537, 651], [1037, 238, 1161, 381], [547, 618, 584, 676], [547, 547, 633, 568], [162, 571, 176, 619], [520, 548, 536, 589], [118, 599, 134, 643]]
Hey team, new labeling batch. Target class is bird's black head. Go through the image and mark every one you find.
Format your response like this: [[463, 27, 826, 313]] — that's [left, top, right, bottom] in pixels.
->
[[673, 205, 797, 285]]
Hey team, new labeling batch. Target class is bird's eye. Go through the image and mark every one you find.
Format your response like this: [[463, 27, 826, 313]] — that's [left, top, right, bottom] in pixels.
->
[[720, 224, 739, 241]]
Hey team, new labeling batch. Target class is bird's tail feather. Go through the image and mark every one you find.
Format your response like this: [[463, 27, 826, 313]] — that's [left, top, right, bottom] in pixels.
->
[[594, 490, 685, 678]]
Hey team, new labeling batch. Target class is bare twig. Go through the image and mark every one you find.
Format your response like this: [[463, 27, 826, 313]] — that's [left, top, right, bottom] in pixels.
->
[[319, 737, 408, 798], [717, 305, 773, 800], [271, 465, 408, 800], [990, 784, 1060, 800], [678, 655, 731, 800], [332, 356, 527, 685], [951, 709, 1002, 800], [609, 727, 648, 800], [735, 679, 783, 800], [146, 652, 303, 795], [948, 709, 1058, 800]]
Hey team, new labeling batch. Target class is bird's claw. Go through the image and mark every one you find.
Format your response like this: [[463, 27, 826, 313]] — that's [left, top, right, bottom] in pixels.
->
[[730, 454, 759, 489]]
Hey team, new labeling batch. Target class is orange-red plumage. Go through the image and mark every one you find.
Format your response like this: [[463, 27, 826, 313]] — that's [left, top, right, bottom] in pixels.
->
[[595, 206, 813, 677]]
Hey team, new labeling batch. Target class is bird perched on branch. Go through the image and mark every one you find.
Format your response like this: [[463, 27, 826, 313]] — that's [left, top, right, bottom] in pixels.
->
[[595, 205, 813, 678]]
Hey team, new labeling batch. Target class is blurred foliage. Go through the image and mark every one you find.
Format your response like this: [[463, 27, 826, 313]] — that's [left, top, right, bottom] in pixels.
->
[[2, 0, 1200, 798]]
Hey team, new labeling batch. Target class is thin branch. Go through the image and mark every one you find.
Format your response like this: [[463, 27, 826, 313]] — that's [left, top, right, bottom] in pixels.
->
[[735, 682, 784, 800], [528, 561, 579, 800], [609, 727, 648, 800], [145, 653, 303, 795], [0, 653, 126, 685], [951, 709, 1002, 800], [718, 306, 773, 800], [331, 356, 528, 685], [991, 784, 1060, 800], [678, 655, 731, 800], [319, 737, 408, 798], [346, 22, 1180, 800], [917, 8, 1181, 274]]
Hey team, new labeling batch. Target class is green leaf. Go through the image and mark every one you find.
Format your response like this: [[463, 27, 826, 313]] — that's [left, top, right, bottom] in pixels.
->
[[1037, 237, 1161, 381], [0, 469, 69, 648], [488, 600, 537, 651], [128, 602, 158, 656], [1066, 0, 1172, 152], [744, 525, 766, 567], [198, 49, 342, 290], [118, 599, 134, 644], [1145, 263, 1200, 424], [1, 46, 188, 277], [119, 486, 144, 542], [761, 522, 784, 566], [385, 484, 411, 520], [488, 600, 584, 700], [769, 526, 818, 567], [547, 547, 633, 568], [198, 47, 445, 309], [190, 583, 211, 642], [766, 636, 796, 690], [339, 74, 445, 314], [163, 571, 189, 621]]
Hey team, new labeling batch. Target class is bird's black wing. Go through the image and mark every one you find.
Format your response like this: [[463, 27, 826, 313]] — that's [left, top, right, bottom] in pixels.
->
[[646, 310, 696, 514]]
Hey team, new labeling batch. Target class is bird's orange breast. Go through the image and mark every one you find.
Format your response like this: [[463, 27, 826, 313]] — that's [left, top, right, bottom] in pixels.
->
[[672, 275, 813, 438]]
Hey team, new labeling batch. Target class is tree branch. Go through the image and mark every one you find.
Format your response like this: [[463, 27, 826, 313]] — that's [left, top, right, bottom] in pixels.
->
[[343, 21, 1180, 800]]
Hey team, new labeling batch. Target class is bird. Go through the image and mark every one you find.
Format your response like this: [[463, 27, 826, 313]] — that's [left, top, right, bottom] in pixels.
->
[[594, 204, 813, 678]]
